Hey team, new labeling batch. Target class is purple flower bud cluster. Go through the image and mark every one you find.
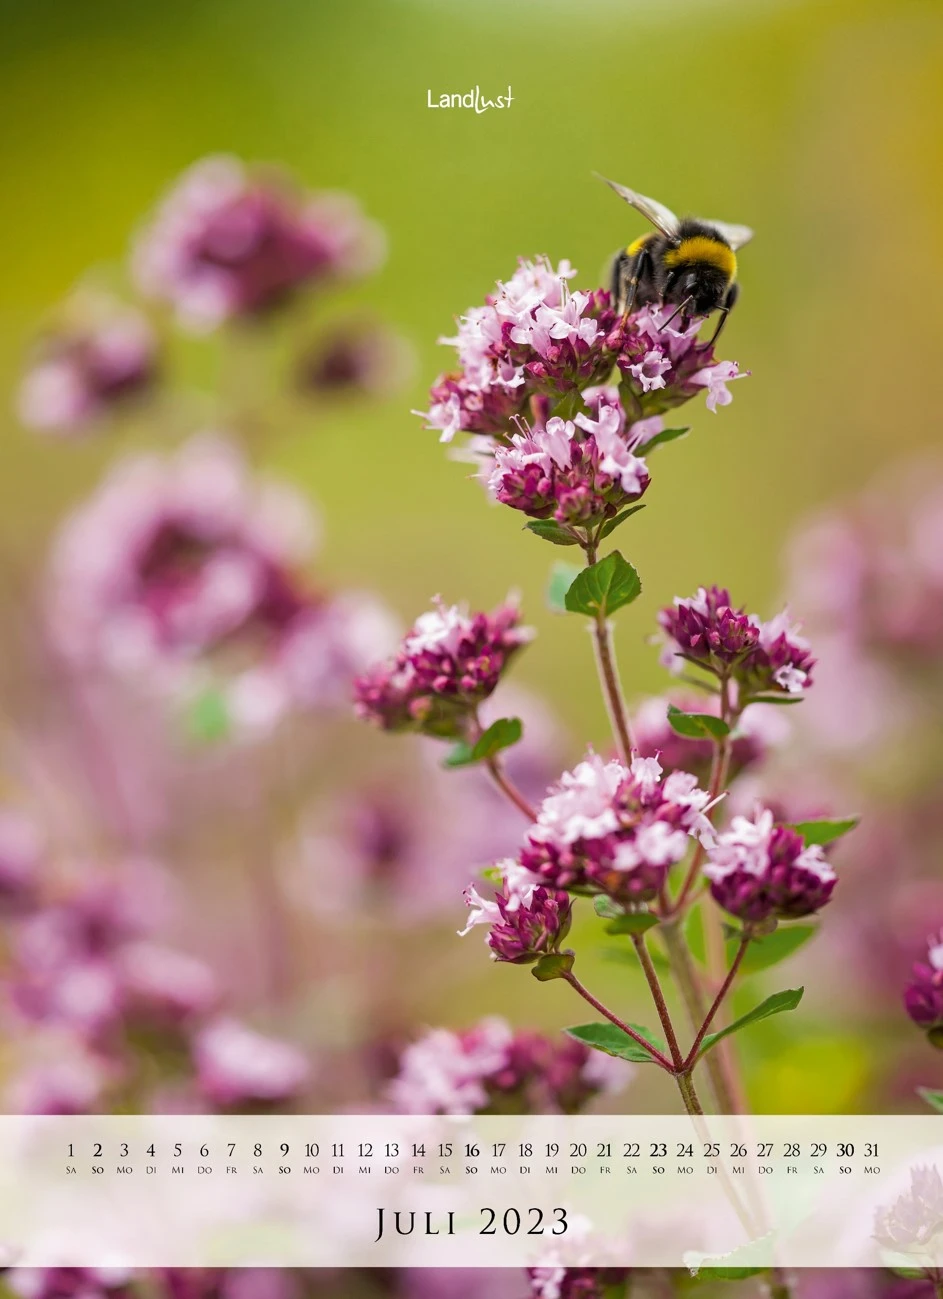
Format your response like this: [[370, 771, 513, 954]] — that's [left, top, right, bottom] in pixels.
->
[[632, 694, 788, 785], [48, 434, 394, 734], [18, 295, 158, 437], [903, 933, 943, 1036], [460, 861, 572, 964], [704, 808, 836, 924], [354, 597, 532, 737], [659, 586, 816, 697], [297, 320, 414, 398], [6, 1270, 134, 1299], [488, 395, 650, 527], [387, 1016, 626, 1116], [133, 155, 383, 331], [518, 752, 712, 904], [527, 1269, 631, 1299]]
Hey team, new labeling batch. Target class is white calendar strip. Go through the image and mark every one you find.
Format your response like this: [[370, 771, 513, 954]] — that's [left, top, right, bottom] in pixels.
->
[[0, 1115, 940, 1268]]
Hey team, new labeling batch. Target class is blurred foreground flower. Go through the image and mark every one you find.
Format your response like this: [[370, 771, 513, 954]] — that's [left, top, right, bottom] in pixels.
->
[[527, 1269, 631, 1299], [387, 1016, 626, 1115], [18, 292, 157, 436], [48, 433, 396, 734], [874, 1164, 943, 1255], [133, 155, 383, 330], [904, 934, 943, 1043]]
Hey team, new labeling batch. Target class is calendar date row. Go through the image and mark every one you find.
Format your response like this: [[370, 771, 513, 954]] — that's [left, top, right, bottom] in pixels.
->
[[64, 1139, 881, 1161]]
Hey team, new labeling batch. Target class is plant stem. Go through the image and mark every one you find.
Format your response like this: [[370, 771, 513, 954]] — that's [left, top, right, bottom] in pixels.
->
[[670, 678, 734, 916], [585, 540, 635, 762], [485, 756, 537, 821], [631, 933, 706, 1116], [684, 935, 751, 1068], [661, 916, 739, 1113], [632, 934, 684, 1070], [675, 1070, 704, 1116], [562, 971, 674, 1071]]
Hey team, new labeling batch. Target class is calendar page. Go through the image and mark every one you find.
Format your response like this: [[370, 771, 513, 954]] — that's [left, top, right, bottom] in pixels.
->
[[2, 1, 943, 1298]]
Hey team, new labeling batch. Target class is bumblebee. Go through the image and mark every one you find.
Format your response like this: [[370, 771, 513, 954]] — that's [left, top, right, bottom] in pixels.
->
[[597, 175, 754, 343]]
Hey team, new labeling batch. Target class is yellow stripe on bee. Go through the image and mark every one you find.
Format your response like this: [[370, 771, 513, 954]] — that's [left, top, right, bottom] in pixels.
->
[[663, 236, 736, 279], [626, 233, 654, 257]]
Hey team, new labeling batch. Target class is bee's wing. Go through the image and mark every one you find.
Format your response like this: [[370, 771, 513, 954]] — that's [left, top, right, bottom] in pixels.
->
[[705, 219, 755, 250], [594, 174, 681, 242]]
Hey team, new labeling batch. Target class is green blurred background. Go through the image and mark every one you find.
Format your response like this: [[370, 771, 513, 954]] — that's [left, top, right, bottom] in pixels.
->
[[2, 0, 943, 1114]]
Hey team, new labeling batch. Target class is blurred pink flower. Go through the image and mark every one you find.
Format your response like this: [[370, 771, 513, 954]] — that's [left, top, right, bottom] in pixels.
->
[[191, 1016, 311, 1107], [387, 1016, 628, 1116], [133, 155, 384, 330], [18, 294, 157, 436]]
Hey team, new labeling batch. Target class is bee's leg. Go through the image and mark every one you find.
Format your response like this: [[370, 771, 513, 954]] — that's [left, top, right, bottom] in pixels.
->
[[706, 282, 740, 347], [612, 247, 651, 318]]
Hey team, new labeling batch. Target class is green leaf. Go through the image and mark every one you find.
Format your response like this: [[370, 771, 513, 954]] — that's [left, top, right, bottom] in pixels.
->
[[638, 425, 690, 454], [524, 519, 580, 546], [547, 562, 582, 613], [605, 912, 659, 936], [735, 925, 817, 974], [566, 1020, 666, 1065], [690, 1268, 770, 1282], [443, 717, 523, 768], [791, 817, 860, 847], [564, 551, 641, 618], [918, 1087, 943, 1114], [744, 693, 804, 706], [185, 688, 231, 744], [531, 952, 574, 981], [666, 703, 730, 740], [598, 504, 647, 540], [698, 988, 804, 1059], [593, 896, 623, 919]]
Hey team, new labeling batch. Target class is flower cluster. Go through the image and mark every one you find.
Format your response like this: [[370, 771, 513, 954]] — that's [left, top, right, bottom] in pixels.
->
[[616, 305, 746, 417], [460, 861, 572, 964], [704, 808, 836, 925], [353, 597, 532, 738], [48, 433, 394, 733], [18, 293, 157, 436], [387, 1016, 625, 1116], [904, 934, 943, 1039], [488, 392, 651, 527], [133, 155, 383, 330], [874, 1164, 943, 1253], [659, 586, 816, 697], [527, 1270, 632, 1299], [518, 752, 712, 904], [417, 259, 747, 447]]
